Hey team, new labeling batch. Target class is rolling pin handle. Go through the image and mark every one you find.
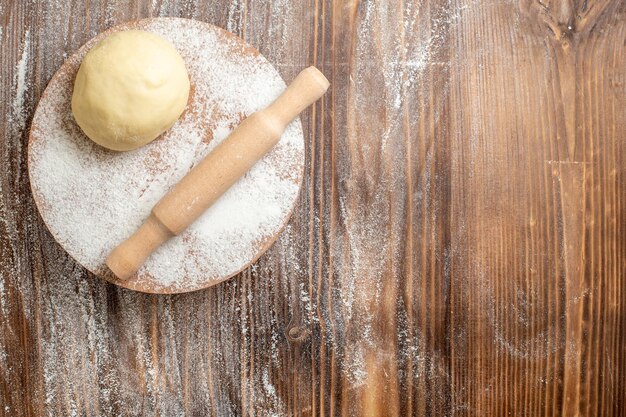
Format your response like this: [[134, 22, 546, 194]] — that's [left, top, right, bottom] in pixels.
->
[[266, 66, 330, 125], [106, 214, 173, 280]]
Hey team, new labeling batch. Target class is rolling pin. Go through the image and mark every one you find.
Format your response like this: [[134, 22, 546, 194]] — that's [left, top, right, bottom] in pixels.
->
[[106, 66, 329, 280]]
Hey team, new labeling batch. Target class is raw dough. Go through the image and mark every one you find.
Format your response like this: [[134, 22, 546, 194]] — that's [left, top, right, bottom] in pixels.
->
[[71, 30, 190, 151]]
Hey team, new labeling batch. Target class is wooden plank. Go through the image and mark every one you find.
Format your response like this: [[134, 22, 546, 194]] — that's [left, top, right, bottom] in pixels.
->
[[448, 1, 625, 415], [0, 0, 624, 415]]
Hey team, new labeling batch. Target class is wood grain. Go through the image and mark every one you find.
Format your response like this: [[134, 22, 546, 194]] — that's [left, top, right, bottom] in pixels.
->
[[0, 0, 625, 415]]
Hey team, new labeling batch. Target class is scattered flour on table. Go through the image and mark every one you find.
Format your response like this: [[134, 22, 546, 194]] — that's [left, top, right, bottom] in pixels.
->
[[0, 4, 3, 45], [328, 0, 460, 392], [226, 0, 246, 34], [10, 29, 31, 168], [28, 19, 304, 291], [0, 28, 32, 317]]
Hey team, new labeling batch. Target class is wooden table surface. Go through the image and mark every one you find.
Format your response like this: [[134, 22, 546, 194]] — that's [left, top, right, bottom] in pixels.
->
[[1, 0, 625, 415]]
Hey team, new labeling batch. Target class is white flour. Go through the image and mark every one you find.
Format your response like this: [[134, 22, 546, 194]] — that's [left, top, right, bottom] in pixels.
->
[[28, 18, 304, 292]]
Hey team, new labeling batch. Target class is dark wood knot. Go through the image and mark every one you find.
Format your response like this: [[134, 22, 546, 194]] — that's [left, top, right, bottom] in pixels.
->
[[286, 325, 310, 343], [520, 0, 617, 44]]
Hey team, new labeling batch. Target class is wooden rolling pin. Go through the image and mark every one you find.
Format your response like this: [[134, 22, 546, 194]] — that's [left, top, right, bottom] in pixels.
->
[[106, 66, 329, 280]]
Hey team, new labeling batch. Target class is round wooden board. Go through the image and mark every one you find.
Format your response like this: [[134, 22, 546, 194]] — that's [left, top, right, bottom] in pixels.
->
[[28, 18, 305, 294]]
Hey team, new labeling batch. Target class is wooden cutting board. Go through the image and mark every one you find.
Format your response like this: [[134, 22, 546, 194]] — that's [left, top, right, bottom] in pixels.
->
[[28, 18, 305, 294]]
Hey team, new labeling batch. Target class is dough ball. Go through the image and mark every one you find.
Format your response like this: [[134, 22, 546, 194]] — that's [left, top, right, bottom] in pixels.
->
[[71, 30, 190, 151]]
